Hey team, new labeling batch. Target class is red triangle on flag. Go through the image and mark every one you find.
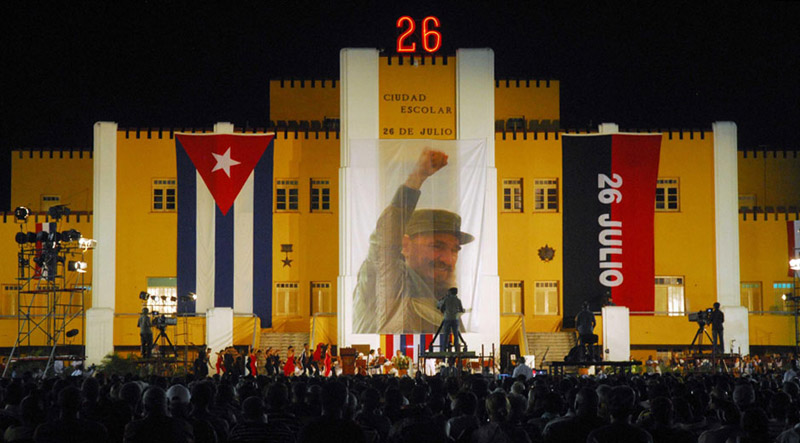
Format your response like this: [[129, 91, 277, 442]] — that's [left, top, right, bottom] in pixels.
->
[[177, 133, 275, 215]]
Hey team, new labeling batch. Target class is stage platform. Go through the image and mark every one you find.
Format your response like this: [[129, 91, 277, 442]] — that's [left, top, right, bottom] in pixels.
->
[[419, 351, 477, 359], [549, 360, 642, 376]]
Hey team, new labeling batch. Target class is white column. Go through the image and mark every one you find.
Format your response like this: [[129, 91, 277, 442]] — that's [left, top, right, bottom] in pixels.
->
[[206, 307, 234, 357], [602, 306, 630, 361], [86, 121, 118, 364], [598, 123, 619, 134], [456, 48, 499, 351], [339, 48, 379, 347], [713, 121, 748, 355]]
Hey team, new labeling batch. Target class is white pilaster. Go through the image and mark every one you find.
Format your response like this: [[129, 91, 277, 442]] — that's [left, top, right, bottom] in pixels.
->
[[598, 123, 619, 134], [339, 48, 379, 347], [206, 307, 234, 357], [713, 121, 748, 355], [602, 306, 630, 361], [457, 48, 499, 351], [87, 121, 118, 363]]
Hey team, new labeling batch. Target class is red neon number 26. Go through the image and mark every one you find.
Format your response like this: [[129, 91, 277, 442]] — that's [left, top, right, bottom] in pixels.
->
[[396, 16, 442, 53]]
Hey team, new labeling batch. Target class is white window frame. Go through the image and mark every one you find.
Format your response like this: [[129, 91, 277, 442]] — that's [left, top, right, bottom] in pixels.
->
[[740, 281, 762, 313], [654, 276, 685, 316], [534, 281, 559, 315], [275, 282, 300, 316], [311, 281, 333, 314], [502, 281, 523, 314]]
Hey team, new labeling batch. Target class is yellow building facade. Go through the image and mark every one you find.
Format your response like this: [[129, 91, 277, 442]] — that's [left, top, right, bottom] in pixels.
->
[[2, 50, 798, 364]]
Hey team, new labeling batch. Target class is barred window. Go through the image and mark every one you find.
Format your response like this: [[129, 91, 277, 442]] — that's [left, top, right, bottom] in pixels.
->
[[656, 178, 679, 211], [310, 179, 331, 212], [276, 179, 299, 211], [152, 179, 177, 212], [311, 281, 333, 314], [502, 179, 523, 212], [654, 276, 684, 316], [533, 179, 558, 212]]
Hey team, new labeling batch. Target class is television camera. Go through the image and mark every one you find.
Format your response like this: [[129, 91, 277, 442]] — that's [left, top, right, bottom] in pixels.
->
[[688, 308, 713, 326], [150, 311, 178, 331]]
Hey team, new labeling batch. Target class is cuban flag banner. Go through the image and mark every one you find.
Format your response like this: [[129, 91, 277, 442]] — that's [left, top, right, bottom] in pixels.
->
[[562, 134, 661, 326], [381, 333, 438, 360], [175, 133, 275, 325]]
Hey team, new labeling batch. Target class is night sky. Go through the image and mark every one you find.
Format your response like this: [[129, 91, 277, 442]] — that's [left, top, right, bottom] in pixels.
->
[[1, 1, 798, 210]]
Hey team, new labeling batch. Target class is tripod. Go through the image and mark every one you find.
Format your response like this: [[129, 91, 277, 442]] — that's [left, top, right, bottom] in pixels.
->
[[690, 321, 713, 355], [153, 326, 178, 357], [428, 319, 467, 353]]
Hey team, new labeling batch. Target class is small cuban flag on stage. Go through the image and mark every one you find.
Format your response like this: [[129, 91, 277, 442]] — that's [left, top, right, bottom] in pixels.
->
[[175, 133, 275, 326], [381, 334, 445, 361]]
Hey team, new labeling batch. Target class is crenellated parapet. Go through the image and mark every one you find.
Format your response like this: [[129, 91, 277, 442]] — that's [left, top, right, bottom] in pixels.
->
[[118, 124, 341, 141]]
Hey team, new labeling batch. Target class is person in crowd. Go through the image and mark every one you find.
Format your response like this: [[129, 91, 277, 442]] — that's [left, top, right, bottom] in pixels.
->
[[512, 358, 533, 380], [228, 396, 294, 443], [123, 386, 193, 442], [284, 346, 296, 377], [34, 385, 109, 443], [586, 385, 653, 443], [166, 384, 217, 443], [542, 387, 606, 443], [445, 391, 480, 442], [471, 391, 531, 443], [297, 381, 365, 442]]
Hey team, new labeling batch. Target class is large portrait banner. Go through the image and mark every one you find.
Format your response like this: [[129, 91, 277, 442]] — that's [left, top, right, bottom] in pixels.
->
[[348, 139, 487, 335]]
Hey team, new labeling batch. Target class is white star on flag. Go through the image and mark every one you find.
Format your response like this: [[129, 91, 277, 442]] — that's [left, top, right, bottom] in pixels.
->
[[211, 147, 241, 177]]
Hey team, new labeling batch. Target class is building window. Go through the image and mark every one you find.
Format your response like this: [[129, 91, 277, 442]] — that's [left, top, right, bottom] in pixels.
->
[[502, 179, 523, 212], [275, 282, 300, 316], [311, 281, 333, 314], [774, 282, 795, 312], [533, 179, 558, 212], [502, 281, 523, 313], [534, 281, 559, 315], [310, 179, 331, 212], [654, 276, 685, 316], [740, 282, 762, 313], [152, 179, 177, 212], [146, 277, 177, 315], [41, 195, 61, 212], [655, 178, 680, 211], [276, 179, 299, 212]]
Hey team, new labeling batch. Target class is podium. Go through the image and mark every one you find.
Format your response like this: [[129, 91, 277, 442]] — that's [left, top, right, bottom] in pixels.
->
[[339, 347, 357, 375]]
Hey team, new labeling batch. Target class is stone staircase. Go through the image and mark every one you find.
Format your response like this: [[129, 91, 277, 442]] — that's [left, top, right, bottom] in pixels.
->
[[259, 331, 310, 361], [526, 332, 577, 367]]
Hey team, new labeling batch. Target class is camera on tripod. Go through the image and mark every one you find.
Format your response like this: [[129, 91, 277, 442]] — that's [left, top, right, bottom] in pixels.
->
[[151, 311, 177, 330], [688, 308, 713, 326]]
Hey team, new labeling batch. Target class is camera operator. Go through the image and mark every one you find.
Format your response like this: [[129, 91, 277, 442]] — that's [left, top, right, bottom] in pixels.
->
[[710, 302, 725, 357], [138, 308, 153, 358]]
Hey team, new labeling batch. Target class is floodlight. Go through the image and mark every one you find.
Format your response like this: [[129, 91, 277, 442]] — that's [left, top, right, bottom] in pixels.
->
[[15, 232, 27, 244], [65, 329, 79, 338], [139, 291, 150, 300], [14, 207, 30, 222], [179, 292, 197, 302], [61, 229, 81, 242], [791, 258, 800, 271], [67, 261, 87, 273], [35, 231, 48, 242], [26, 232, 36, 243], [784, 294, 789, 301], [78, 238, 97, 250], [47, 205, 70, 220]]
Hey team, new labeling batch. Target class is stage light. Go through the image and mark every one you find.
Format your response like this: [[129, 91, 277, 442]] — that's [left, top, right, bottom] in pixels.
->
[[47, 205, 70, 220], [170, 296, 177, 302], [61, 229, 81, 242], [139, 291, 150, 300], [79, 238, 97, 250], [15, 232, 27, 244], [35, 231, 48, 242], [791, 258, 800, 271], [67, 261, 87, 273], [14, 207, 30, 222], [784, 294, 788, 301], [179, 292, 197, 302], [160, 295, 167, 301], [65, 329, 79, 338], [26, 232, 36, 243]]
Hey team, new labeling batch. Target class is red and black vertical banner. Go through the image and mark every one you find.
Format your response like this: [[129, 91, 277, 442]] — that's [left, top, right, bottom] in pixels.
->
[[562, 134, 661, 327]]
